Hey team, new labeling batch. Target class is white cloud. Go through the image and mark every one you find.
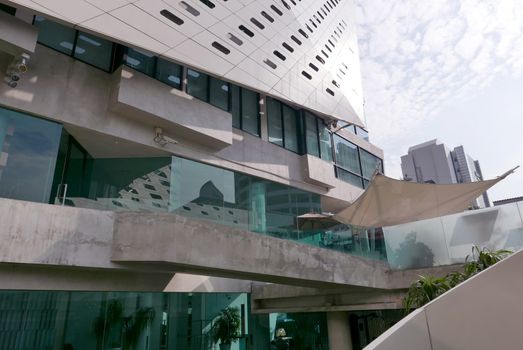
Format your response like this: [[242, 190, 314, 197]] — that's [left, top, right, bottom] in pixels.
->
[[355, 0, 523, 180]]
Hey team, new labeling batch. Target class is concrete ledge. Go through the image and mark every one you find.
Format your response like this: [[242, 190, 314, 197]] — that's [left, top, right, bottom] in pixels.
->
[[111, 211, 391, 289], [112, 67, 233, 150]]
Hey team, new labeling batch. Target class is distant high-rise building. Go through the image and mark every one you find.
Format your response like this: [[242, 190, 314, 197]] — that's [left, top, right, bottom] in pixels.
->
[[401, 139, 490, 208]]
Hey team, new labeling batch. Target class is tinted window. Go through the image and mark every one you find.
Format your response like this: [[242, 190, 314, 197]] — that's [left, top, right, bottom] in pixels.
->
[[73, 32, 114, 71], [333, 134, 361, 175], [305, 112, 319, 157], [267, 98, 283, 146], [318, 120, 332, 162], [124, 48, 156, 76], [241, 89, 259, 136], [209, 77, 229, 111], [282, 105, 299, 153], [231, 85, 241, 128], [186, 69, 209, 101], [34, 16, 76, 55], [156, 58, 183, 89]]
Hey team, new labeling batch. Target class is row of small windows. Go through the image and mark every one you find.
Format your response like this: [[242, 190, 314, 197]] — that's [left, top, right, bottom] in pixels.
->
[[34, 14, 377, 188]]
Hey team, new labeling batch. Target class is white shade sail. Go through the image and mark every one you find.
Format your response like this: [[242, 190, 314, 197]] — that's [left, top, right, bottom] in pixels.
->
[[333, 167, 518, 228]]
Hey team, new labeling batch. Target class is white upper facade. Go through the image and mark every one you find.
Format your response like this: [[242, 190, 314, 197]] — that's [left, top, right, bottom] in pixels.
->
[[5, 0, 365, 126]]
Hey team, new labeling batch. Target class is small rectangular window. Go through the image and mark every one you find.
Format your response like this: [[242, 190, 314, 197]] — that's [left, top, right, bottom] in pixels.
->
[[74, 32, 114, 71], [241, 89, 260, 136], [209, 77, 229, 111], [282, 105, 300, 153], [305, 112, 320, 157], [156, 58, 183, 89], [186, 69, 209, 101], [125, 47, 156, 76], [267, 98, 283, 146], [34, 16, 76, 55]]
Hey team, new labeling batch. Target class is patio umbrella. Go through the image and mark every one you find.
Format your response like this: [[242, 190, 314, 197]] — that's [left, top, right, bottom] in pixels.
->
[[296, 212, 339, 231]]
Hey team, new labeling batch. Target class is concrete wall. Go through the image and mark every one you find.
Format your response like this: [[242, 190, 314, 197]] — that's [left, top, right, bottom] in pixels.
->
[[0, 11, 38, 56], [112, 211, 391, 289], [365, 249, 523, 350]]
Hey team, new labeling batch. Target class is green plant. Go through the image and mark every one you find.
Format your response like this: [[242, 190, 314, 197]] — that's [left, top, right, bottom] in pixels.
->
[[403, 275, 450, 312], [123, 307, 155, 348], [403, 246, 512, 314], [93, 299, 154, 350], [212, 307, 241, 345]]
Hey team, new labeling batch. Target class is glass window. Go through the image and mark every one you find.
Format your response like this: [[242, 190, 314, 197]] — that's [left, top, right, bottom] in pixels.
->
[[267, 98, 283, 146], [34, 16, 76, 55], [241, 89, 259, 136], [360, 149, 382, 179], [333, 134, 361, 175], [156, 58, 182, 89], [356, 126, 369, 141], [124, 47, 156, 76], [318, 120, 332, 162], [186, 69, 209, 101], [0, 107, 62, 203], [209, 77, 229, 111], [336, 167, 363, 188], [231, 85, 241, 128], [282, 105, 299, 153], [305, 112, 319, 157], [73, 31, 114, 71]]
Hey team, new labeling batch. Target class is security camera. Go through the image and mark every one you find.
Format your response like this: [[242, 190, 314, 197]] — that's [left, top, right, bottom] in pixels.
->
[[10, 73, 20, 82], [153, 127, 178, 146], [11, 53, 30, 73], [7, 80, 17, 88]]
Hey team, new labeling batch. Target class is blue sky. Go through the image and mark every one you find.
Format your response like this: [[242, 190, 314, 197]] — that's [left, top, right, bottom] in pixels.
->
[[355, 0, 523, 201]]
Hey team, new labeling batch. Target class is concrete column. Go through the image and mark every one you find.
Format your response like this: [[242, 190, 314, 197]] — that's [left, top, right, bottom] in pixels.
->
[[327, 311, 353, 350]]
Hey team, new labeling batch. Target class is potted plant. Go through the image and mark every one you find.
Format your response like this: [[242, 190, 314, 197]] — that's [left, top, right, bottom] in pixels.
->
[[212, 307, 241, 350]]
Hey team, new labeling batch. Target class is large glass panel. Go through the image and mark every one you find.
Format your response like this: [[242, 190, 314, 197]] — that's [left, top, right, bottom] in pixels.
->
[[0, 291, 250, 350], [282, 105, 299, 153], [169, 156, 321, 238], [156, 58, 183, 89], [124, 47, 156, 76], [360, 148, 382, 179], [230, 85, 241, 128], [241, 89, 259, 136], [318, 119, 332, 162], [267, 98, 283, 146], [73, 31, 114, 71], [333, 134, 361, 175], [186, 69, 209, 101], [336, 167, 363, 188], [209, 76, 229, 111], [34, 16, 76, 55], [305, 112, 320, 157], [0, 107, 62, 203]]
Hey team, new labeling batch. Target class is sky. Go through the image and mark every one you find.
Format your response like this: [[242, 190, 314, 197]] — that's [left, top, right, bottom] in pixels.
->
[[354, 0, 523, 201]]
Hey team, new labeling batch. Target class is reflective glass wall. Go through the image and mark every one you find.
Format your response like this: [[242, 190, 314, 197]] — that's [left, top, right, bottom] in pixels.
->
[[0, 107, 62, 203], [0, 291, 249, 350], [269, 312, 329, 350]]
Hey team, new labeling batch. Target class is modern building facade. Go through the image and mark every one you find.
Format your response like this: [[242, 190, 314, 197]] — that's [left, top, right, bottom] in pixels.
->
[[6, 1, 506, 349], [401, 139, 490, 208]]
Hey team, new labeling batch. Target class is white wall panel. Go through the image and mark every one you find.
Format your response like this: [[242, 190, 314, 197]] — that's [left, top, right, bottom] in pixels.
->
[[9, 0, 367, 126]]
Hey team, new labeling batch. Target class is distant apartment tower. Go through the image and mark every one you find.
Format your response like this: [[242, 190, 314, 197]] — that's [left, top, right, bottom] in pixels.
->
[[401, 139, 490, 208]]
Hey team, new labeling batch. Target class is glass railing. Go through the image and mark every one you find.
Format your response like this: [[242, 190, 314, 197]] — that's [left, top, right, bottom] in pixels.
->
[[53, 151, 387, 261], [383, 201, 523, 270]]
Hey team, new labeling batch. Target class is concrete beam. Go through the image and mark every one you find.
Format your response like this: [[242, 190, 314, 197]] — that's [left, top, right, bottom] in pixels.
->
[[111, 211, 392, 289]]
